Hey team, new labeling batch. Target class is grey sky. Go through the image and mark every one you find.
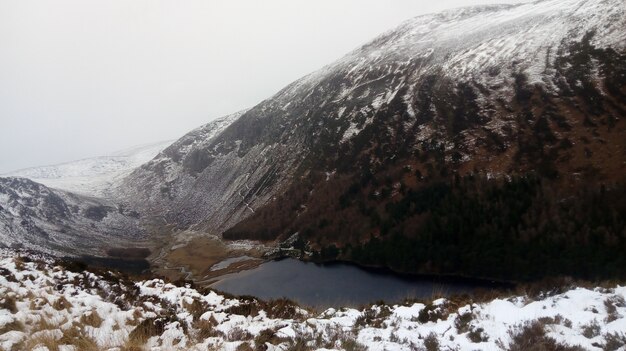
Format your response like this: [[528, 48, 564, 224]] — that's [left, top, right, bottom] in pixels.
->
[[0, 0, 528, 173]]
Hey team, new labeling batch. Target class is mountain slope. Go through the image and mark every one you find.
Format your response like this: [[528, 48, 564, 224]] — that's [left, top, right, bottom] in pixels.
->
[[118, 109, 259, 229], [120, 0, 626, 280], [123, 0, 624, 226], [4, 141, 171, 198], [0, 177, 144, 256]]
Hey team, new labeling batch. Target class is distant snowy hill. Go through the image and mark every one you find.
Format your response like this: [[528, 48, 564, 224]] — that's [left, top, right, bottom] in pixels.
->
[[0, 177, 144, 256], [4, 141, 171, 197], [0, 141, 173, 256]]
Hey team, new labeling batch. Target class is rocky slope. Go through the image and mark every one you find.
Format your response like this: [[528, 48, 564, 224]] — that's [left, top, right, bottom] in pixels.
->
[[1, 249, 626, 351], [118, 110, 252, 230], [0, 178, 144, 257]]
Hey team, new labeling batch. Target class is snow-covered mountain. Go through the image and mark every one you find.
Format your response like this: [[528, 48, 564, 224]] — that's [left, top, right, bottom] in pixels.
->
[[0, 0, 623, 277], [118, 110, 253, 230], [0, 177, 144, 256], [4, 141, 171, 198], [0, 141, 177, 256], [120, 0, 625, 239]]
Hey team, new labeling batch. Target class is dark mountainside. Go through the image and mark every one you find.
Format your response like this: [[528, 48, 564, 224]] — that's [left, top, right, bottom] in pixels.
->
[[117, 0, 626, 282]]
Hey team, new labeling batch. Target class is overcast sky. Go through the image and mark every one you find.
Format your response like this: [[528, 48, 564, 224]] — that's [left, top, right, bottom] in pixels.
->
[[0, 0, 529, 173]]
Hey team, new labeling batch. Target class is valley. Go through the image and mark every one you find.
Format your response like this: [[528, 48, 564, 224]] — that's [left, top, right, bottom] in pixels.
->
[[0, 0, 625, 349]]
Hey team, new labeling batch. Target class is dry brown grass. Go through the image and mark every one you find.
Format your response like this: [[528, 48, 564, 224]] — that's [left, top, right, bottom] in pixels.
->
[[58, 324, 100, 351], [120, 338, 146, 351], [126, 308, 143, 326], [128, 318, 164, 345], [193, 317, 222, 342], [52, 295, 73, 311], [80, 309, 104, 328], [29, 296, 50, 311], [13, 256, 26, 271], [32, 315, 58, 332], [0, 293, 18, 314], [0, 319, 24, 335], [236, 342, 254, 351], [23, 332, 61, 351], [163, 236, 230, 280], [183, 298, 207, 320]]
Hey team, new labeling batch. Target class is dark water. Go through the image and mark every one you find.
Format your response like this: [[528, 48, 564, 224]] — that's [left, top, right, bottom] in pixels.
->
[[211, 258, 505, 308], [66, 256, 151, 275]]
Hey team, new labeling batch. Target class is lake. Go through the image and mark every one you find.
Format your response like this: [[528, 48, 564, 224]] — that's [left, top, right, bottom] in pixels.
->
[[210, 258, 506, 308], [66, 255, 151, 276]]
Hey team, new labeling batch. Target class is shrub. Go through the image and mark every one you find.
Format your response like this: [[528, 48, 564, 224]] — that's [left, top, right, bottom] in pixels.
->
[[604, 295, 625, 323], [581, 320, 601, 339], [454, 311, 473, 333], [193, 317, 221, 341], [236, 342, 254, 351], [183, 298, 206, 320], [227, 327, 253, 341], [468, 327, 489, 343], [602, 332, 626, 351], [505, 320, 585, 351], [225, 302, 260, 317], [417, 303, 449, 324], [264, 298, 303, 320], [354, 306, 391, 328], [254, 329, 281, 350], [423, 332, 440, 351], [341, 338, 367, 351], [286, 336, 312, 351], [0, 267, 17, 282]]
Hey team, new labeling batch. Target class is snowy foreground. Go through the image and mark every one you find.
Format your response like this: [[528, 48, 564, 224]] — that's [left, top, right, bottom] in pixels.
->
[[1, 250, 625, 351]]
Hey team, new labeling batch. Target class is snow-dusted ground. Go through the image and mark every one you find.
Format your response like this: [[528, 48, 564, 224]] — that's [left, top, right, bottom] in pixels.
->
[[1, 250, 625, 351], [3, 141, 172, 198]]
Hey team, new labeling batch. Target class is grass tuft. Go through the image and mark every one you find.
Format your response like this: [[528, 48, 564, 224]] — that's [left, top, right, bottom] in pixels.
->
[[503, 320, 585, 351], [52, 295, 73, 311], [0, 294, 18, 314], [80, 309, 104, 328]]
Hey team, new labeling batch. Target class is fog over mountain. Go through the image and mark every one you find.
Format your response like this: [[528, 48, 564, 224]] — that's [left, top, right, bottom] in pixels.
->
[[0, 0, 532, 173]]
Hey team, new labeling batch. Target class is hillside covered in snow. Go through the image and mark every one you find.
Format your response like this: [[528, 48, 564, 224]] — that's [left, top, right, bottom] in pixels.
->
[[1, 249, 626, 351], [4, 141, 172, 198], [0, 177, 145, 257]]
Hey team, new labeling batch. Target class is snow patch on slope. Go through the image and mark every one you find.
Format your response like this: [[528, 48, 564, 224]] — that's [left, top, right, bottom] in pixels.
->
[[4, 141, 172, 198], [1, 249, 625, 351]]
